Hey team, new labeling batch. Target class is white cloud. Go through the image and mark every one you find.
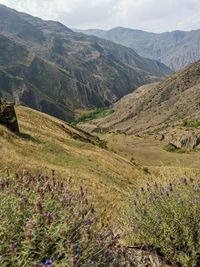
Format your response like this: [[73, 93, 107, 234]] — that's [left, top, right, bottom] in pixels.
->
[[0, 0, 200, 32]]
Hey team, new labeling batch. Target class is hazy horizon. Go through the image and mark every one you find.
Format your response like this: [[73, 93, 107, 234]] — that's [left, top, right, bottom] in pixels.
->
[[0, 0, 200, 33]]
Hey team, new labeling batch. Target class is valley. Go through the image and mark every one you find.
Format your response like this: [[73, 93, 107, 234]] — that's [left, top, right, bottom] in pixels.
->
[[78, 60, 200, 155], [0, 4, 172, 122], [0, 2, 200, 266]]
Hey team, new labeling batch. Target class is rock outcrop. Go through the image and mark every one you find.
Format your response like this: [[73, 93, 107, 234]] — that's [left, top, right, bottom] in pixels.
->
[[0, 98, 19, 132], [165, 131, 200, 150]]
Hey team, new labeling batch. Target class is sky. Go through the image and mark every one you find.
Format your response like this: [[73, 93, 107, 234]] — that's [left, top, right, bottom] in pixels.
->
[[0, 0, 200, 33]]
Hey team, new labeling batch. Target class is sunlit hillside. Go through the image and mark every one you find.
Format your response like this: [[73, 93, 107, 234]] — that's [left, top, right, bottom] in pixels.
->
[[0, 105, 142, 218]]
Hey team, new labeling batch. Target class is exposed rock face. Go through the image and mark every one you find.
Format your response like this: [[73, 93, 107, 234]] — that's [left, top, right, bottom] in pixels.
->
[[165, 131, 200, 150], [0, 98, 19, 132]]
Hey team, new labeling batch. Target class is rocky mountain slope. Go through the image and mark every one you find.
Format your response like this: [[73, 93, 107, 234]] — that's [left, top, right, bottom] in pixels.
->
[[78, 59, 200, 147], [0, 4, 172, 122], [76, 27, 200, 71]]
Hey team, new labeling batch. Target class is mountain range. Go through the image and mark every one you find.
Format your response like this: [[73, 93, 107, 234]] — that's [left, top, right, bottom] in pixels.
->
[[75, 27, 200, 71], [0, 4, 172, 122]]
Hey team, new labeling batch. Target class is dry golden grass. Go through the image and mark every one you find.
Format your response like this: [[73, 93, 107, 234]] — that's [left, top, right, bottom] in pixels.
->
[[0, 106, 143, 219], [2, 106, 199, 222], [104, 133, 200, 171]]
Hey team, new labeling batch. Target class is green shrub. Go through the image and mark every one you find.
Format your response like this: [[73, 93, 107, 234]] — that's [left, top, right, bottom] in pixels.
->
[[182, 118, 200, 128], [187, 121, 200, 128], [164, 143, 186, 153], [143, 167, 150, 174], [0, 170, 129, 266], [122, 178, 200, 266], [164, 143, 177, 152], [182, 118, 188, 127]]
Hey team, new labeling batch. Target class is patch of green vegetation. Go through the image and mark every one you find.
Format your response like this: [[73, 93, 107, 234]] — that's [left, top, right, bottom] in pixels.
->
[[182, 118, 200, 128], [182, 118, 189, 126], [188, 121, 200, 128], [71, 109, 114, 126], [146, 127, 161, 136], [164, 143, 186, 153], [130, 157, 137, 166], [143, 167, 150, 174], [9, 116, 17, 123]]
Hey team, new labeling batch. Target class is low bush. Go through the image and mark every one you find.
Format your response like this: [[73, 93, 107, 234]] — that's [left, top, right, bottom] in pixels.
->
[[143, 167, 150, 174], [164, 143, 186, 153], [182, 118, 200, 128], [122, 177, 200, 266], [0, 170, 130, 266]]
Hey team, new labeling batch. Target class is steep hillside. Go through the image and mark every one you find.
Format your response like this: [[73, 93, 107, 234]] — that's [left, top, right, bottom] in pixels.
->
[[78, 59, 200, 136], [0, 105, 139, 214], [76, 27, 200, 71], [0, 35, 78, 121], [0, 5, 172, 122]]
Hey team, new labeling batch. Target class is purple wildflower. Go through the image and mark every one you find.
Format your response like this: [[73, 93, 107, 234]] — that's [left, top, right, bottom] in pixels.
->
[[142, 209, 146, 215], [99, 233, 104, 239], [73, 242, 79, 248], [45, 259, 52, 265], [156, 212, 160, 217]]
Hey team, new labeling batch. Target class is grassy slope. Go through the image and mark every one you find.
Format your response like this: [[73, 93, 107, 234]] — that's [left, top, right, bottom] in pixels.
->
[[104, 134, 200, 171], [0, 106, 141, 219]]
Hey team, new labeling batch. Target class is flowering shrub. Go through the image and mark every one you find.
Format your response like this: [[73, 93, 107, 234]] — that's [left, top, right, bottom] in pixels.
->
[[0, 170, 131, 266], [124, 177, 200, 266]]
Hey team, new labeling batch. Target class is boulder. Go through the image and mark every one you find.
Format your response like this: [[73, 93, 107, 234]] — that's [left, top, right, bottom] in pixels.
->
[[0, 98, 19, 132]]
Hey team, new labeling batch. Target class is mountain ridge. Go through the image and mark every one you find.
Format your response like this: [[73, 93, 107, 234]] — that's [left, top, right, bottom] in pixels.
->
[[0, 4, 172, 122], [75, 26, 200, 71]]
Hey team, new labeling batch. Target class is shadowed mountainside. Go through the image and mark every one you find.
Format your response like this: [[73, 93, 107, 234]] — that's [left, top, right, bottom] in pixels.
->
[[0, 4, 172, 122]]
